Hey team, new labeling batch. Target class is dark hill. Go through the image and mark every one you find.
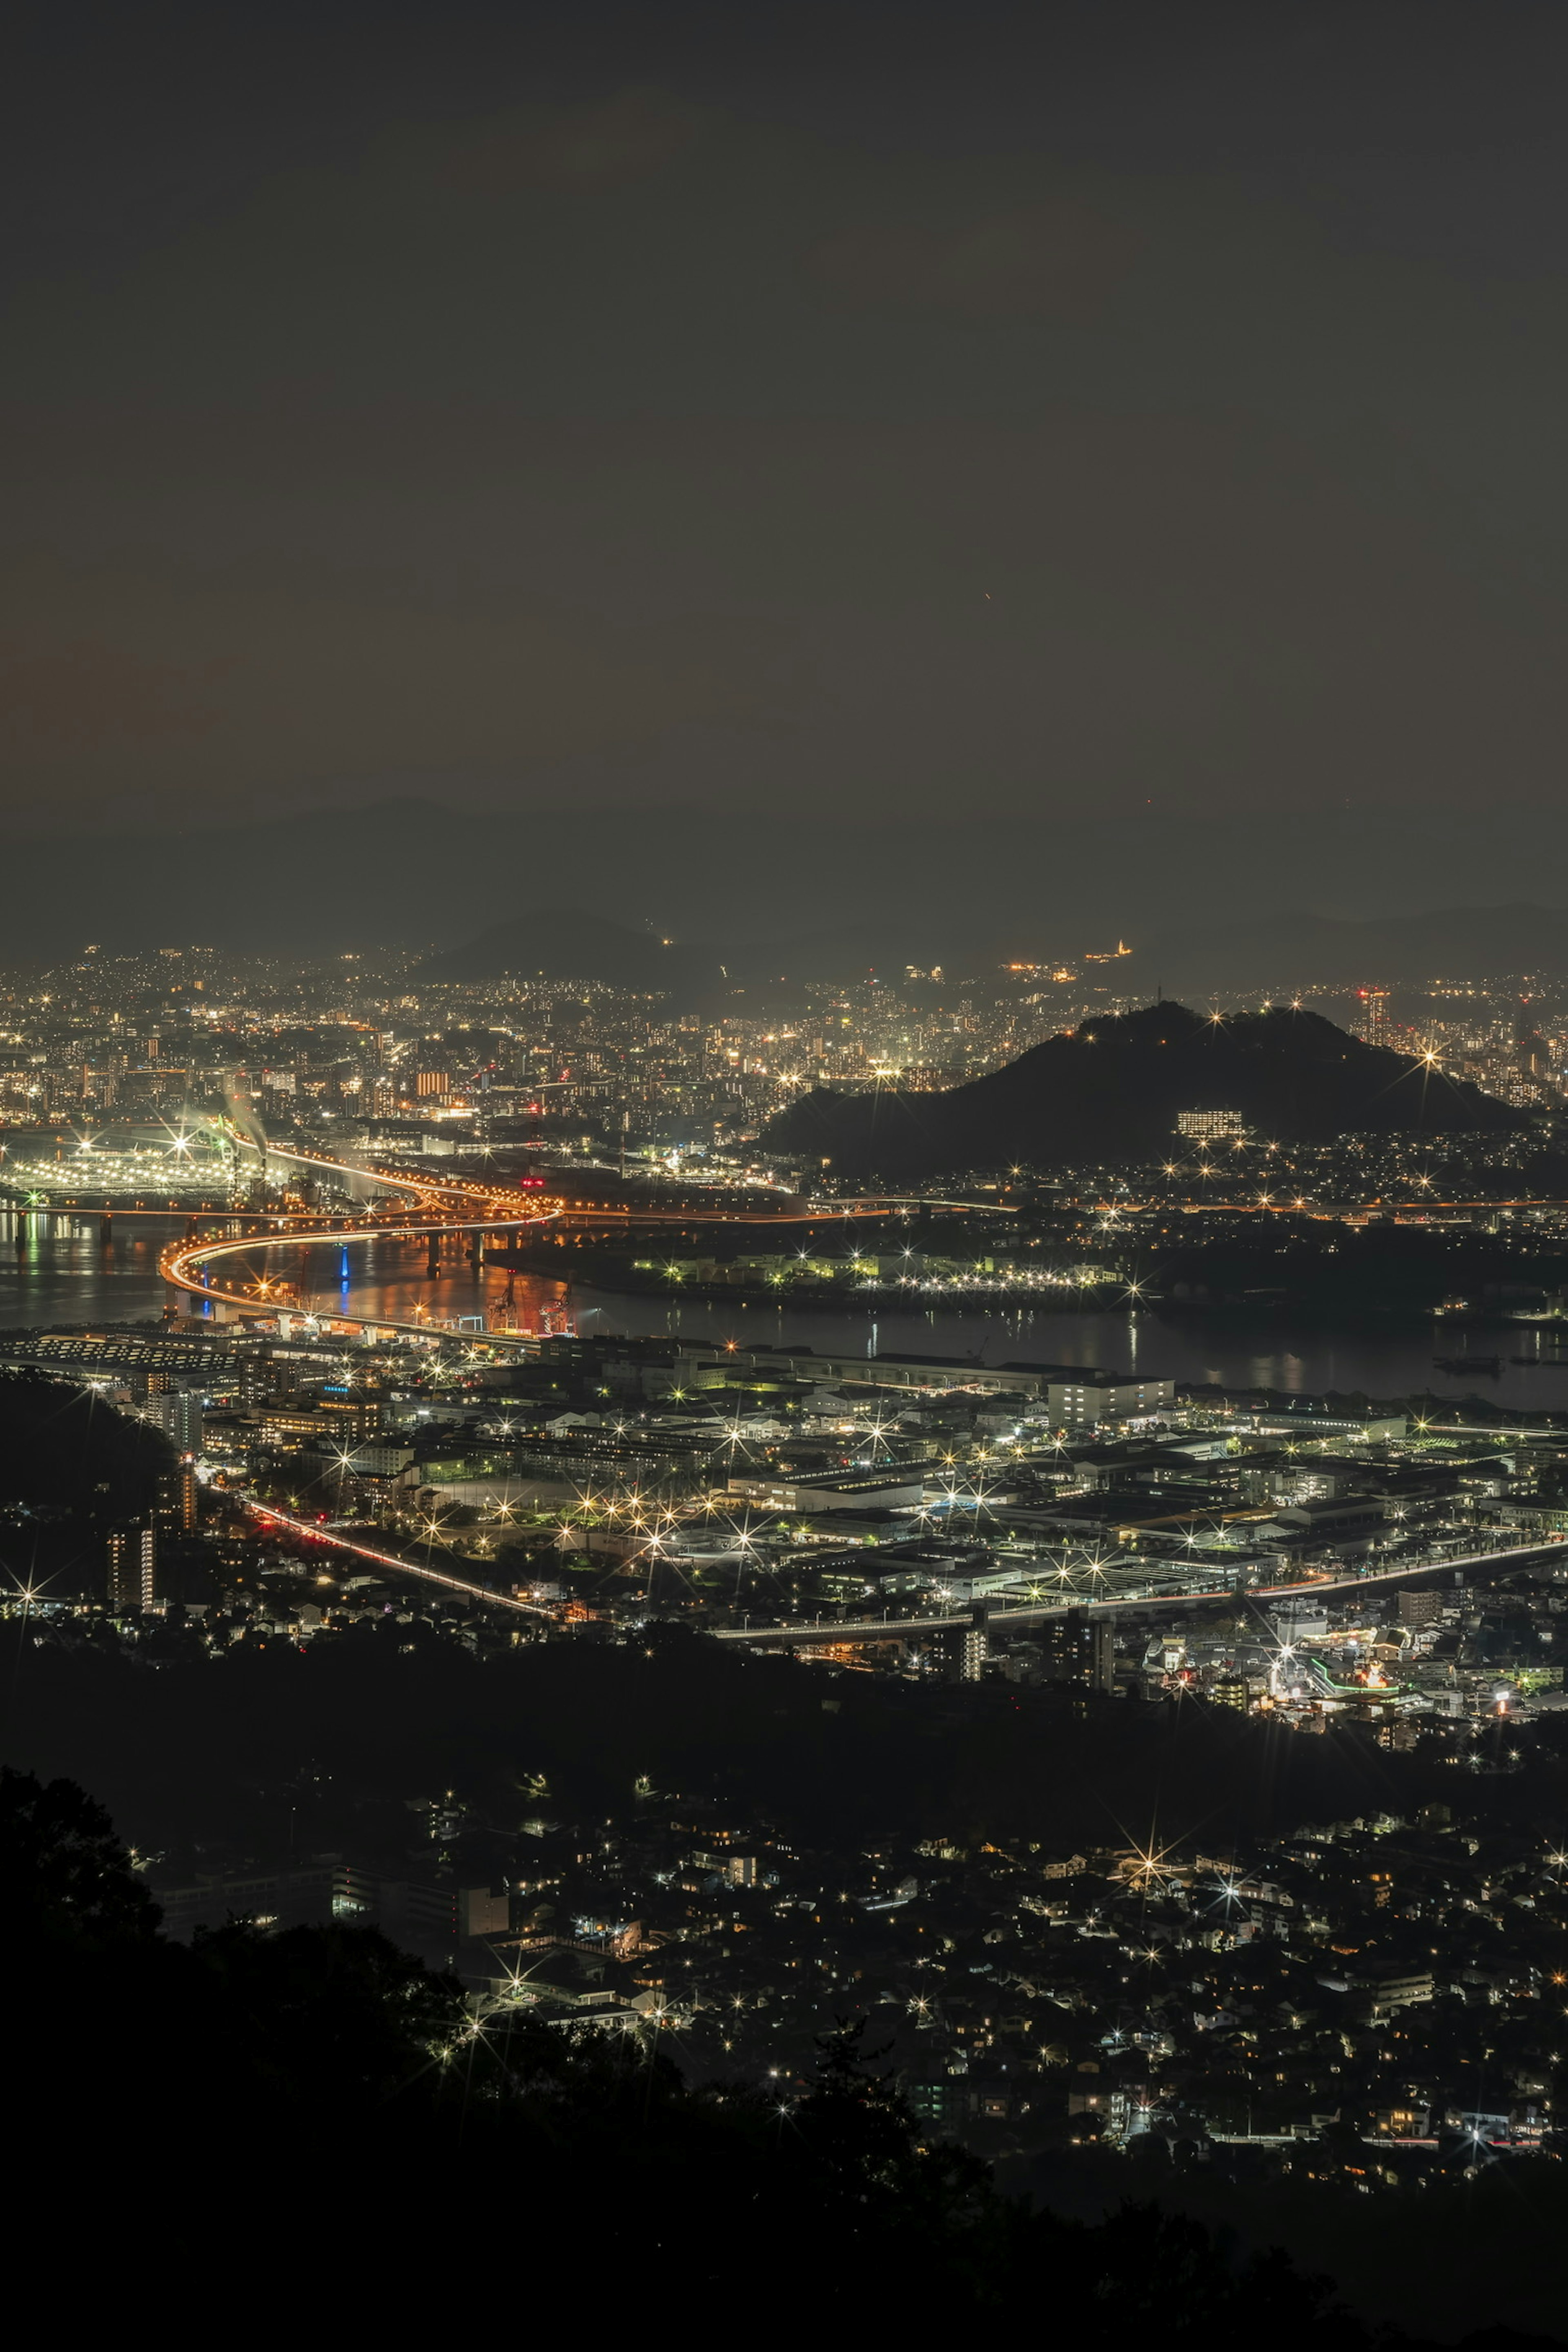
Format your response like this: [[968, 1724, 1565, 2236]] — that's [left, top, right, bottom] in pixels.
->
[[419, 909, 723, 999], [762, 1002, 1519, 1178]]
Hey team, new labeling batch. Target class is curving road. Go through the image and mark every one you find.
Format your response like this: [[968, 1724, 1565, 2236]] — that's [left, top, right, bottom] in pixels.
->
[[156, 1136, 1004, 1337]]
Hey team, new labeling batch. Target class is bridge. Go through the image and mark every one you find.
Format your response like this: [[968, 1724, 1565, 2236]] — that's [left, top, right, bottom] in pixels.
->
[[154, 1135, 1005, 1336]]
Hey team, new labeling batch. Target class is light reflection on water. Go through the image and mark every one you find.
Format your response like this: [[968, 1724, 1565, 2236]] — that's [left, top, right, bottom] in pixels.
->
[[0, 1218, 1562, 1409]]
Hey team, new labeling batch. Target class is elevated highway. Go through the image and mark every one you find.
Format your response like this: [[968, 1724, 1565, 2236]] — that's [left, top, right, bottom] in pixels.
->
[[156, 1138, 568, 1335], [156, 1136, 1009, 1334], [225, 1508, 1562, 1642], [713, 1536, 1566, 1646]]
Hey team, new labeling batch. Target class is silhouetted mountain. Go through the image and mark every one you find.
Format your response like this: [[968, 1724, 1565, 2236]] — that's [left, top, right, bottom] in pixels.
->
[[418, 908, 725, 998], [763, 1002, 1519, 1178], [1140, 902, 1568, 996], [5, 795, 1568, 967]]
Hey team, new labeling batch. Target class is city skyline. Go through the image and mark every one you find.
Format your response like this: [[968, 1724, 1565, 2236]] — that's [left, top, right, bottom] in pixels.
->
[[10, 5, 1568, 2332]]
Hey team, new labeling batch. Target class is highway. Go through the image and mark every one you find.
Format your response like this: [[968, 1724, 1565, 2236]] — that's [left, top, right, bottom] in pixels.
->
[[155, 1134, 1009, 1335], [1099, 1191, 1568, 1222], [245, 1499, 548, 1616], [234, 1506, 1563, 1644], [712, 1535, 1566, 1646], [158, 1135, 568, 1335], [156, 1142, 1568, 1642]]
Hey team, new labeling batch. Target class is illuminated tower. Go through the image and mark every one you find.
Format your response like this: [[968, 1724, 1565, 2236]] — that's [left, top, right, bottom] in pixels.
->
[[107, 1522, 158, 1608], [1354, 987, 1390, 1047], [106, 1529, 136, 1611], [156, 1461, 198, 1538], [1045, 1608, 1115, 1694], [1515, 1000, 1550, 1087]]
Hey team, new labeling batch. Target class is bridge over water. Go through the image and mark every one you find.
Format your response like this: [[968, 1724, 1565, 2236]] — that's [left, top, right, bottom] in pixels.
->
[[155, 1136, 1006, 1338]]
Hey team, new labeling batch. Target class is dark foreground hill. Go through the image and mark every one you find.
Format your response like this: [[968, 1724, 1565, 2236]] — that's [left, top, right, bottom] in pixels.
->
[[764, 1002, 1518, 1178], [7, 1761, 1499, 2343]]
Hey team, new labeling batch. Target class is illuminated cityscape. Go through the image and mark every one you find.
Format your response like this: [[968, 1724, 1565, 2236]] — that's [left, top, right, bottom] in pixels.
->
[[11, 2, 1568, 2333], [9, 932, 1568, 2328]]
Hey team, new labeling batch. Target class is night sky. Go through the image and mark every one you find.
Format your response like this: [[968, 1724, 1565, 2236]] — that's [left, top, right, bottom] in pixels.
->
[[5, 2, 1568, 942]]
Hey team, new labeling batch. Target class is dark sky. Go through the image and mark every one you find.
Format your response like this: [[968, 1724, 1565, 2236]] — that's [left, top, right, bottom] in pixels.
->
[[5, 1, 1568, 924]]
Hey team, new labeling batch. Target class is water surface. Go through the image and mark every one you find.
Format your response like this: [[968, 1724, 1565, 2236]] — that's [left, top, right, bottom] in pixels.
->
[[2, 1216, 1560, 1412]]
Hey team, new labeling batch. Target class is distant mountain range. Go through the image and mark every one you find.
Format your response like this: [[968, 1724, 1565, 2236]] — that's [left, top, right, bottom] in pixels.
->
[[418, 909, 724, 1000], [1137, 902, 1568, 996], [416, 899, 1568, 1004], [762, 1002, 1519, 1179], [2, 796, 1566, 976]]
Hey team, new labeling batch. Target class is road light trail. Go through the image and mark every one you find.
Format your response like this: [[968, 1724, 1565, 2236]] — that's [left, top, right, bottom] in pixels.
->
[[159, 1136, 1013, 1330], [245, 1498, 549, 1615]]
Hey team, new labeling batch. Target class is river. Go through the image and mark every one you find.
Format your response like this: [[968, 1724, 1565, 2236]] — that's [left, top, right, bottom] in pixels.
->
[[2, 1214, 1565, 1412]]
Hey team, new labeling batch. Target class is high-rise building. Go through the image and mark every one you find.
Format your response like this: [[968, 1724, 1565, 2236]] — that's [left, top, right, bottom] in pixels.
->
[[105, 1529, 136, 1611], [1043, 1608, 1114, 1695], [1354, 987, 1390, 1047], [156, 1461, 198, 1539], [947, 1603, 990, 1682], [145, 1388, 204, 1455], [104, 1521, 160, 1610], [1515, 1001, 1551, 1087], [958, 1623, 989, 1682]]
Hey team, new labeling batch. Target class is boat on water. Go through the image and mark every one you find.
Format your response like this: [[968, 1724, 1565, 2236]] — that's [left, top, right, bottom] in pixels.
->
[[1432, 1354, 1502, 1374]]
